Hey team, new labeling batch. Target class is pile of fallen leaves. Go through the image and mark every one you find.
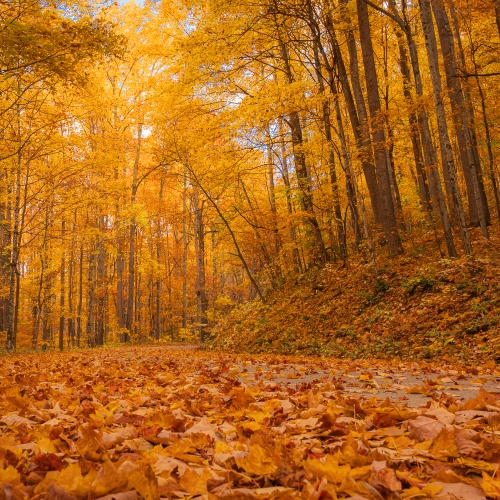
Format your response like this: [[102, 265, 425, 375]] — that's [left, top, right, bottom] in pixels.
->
[[2, 346, 500, 499], [208, 230, 500, 364]]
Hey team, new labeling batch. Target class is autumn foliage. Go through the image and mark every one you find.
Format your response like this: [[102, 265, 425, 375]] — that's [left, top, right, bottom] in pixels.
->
[[1, 0, 500, 351]]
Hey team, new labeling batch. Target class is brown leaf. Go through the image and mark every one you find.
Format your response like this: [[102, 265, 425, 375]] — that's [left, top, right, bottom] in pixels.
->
[[408, 416, 445, 442], [368, 462, 402, 493], [455, 429, 484, 458], [44, 484, 77, 500], [34, 453, 64, 472]]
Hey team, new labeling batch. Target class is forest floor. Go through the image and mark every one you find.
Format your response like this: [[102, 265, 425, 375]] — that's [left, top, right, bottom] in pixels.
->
[[208, 228, 500, 365], [1, 345, 500, 499]]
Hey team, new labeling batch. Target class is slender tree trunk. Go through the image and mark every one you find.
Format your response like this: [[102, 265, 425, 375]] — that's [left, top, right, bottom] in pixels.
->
[[68, 244, 74, 347], [336, 0, 382, 224], [126, 123, 142, 339], [32, 252, 43, 349], [432, 0, 489, 236], [59, 221, 65, 351], [419, 0, 472, 254], [96, 227, 106, 346], [307, 10, 347, 259], [86, 247, 96, 348], [394, 28, 431, 210], [265, 125, 283, 277], [278, 118, 302, 273], [356, 0, 403, 257], [77, 245, 83, 347], [330, 65, 377, 271], [6, 150, 21, 350], [277, 39, 327, 265], [382, 26, 405, 229], [117, 247, 125, 337], [188, 166, 265, 302], [155, 179, 164, 341], [182, 166, 188, 330], [194, 188, 208, 342]]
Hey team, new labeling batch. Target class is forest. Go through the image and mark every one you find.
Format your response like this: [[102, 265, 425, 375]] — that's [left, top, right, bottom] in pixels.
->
[[2, 0, 500, 353], [3, 0, 500, 498]]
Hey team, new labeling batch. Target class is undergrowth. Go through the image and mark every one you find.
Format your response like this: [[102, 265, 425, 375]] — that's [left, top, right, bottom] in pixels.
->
[[207, 229, 500, 364]]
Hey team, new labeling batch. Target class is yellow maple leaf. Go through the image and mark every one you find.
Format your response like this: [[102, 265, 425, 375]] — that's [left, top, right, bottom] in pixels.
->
[[127, 462, 159, 500], [304, 455, 350, 483], [178, 467, 212, 495], [456, 457, 497, 472], [36, 437, 59, 454], [236, 444, 278, 476], [244, 409, 269, 423], [422, 483, 443, 496], [240, 421, 262, 433], [34, 463, 97, 497], [482, 472, 500, 499], [90, 456, 128, 499], [429, 427, 459, 459], [0, 466, 21, 486]]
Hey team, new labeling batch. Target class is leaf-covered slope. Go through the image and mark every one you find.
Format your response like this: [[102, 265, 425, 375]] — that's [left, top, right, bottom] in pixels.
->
[[208, 238, 500, 363]]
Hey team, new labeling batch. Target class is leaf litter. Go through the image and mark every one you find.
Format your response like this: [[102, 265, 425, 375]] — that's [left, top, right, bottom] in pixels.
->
[[1, 346, 500, 499]]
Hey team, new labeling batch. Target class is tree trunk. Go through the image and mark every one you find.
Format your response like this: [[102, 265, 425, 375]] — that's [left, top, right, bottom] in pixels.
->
[[265, 125, 283, 276], [86, 248, 96, 348], [155, 179, 164, 341], [77, 245, 83, 347], [356, 0, 403, 257], [278, 118, 302, 273], [6, 150, 22, 351], [125, 123, 142, 339], [418, 0, 472, 254], [449, 3, 500, 222], [330, 1, 382, 225], [96, 227, 106, 346], [182, 166, 188, 330], [59, 220, 65, 351], [194, 188, 208, 342], [278, 40, 327, 265], [432, 0, 489, 236], [331, 72, 377, 272], [307, 9, 347, 260], [394, 28, 431, 210], [382, 26, 405, 229], [68, 243, 75, 347]]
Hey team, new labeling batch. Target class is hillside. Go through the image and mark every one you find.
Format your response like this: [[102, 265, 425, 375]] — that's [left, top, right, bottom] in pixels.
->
[[208, 230, 500, 364]]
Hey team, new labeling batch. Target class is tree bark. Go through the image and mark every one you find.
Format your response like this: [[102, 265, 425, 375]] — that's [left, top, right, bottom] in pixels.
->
[[194, 188, 208, 342], [277, 39, 327, 265], [6, 149, 22, 350], [182, 165, 188, 330], [356, 0, 403, 257], [59, 220, 65, 351], [419, 0, 472, 254], [332, 0, 382, 224], [125, 123, 142, 339], [307, 6, 348, 260], [432, 0, 489, 236]]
